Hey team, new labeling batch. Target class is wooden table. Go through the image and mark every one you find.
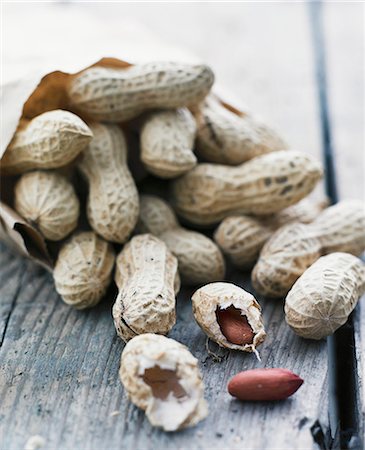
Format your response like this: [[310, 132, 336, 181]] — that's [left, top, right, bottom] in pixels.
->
[[0, 2, 363, 449]]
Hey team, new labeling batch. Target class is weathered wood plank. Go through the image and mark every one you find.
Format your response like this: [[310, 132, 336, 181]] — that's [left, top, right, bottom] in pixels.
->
[[323, 3, 364, 446], [0, 243, 327, 450], [0, 254, 25, 345]]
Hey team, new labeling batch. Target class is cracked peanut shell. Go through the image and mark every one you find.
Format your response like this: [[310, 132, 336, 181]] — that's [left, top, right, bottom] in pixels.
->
[[120, 333, 208, 431], [192, 282, 266, 353]]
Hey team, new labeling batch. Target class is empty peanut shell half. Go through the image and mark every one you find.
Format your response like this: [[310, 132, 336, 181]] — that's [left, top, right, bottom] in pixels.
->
[[120, 333, 208, 431], [191, 282, 266, 352]]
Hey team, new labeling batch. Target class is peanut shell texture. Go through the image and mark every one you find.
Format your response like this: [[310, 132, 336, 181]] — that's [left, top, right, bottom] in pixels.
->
[[120, 334, 208, 431], [112, 234, 179, 341], [14, 171, 80, 241], [53, 232, 115, 309], [68, 62, 214, 122], [192, 282, 266, 353], [1, 110, 92, 174], [285, 252, 365, 339]]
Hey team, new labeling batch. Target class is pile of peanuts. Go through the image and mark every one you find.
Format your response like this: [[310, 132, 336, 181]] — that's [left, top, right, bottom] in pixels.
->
[[2, 61, 365, 432]]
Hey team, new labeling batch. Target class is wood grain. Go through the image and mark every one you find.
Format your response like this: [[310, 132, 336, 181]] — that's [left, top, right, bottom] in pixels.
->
[[323, 3, 364, 445], [0, 243, 327, 450]]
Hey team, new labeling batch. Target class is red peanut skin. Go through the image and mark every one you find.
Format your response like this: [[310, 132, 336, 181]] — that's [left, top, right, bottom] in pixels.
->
[[228, 368, 303, 401], [216, 307, 255, 345]]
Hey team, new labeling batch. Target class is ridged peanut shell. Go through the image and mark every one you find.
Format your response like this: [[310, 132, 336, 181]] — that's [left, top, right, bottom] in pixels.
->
[[311, 199, 365, 255], [1, 110, 92, 175], [193, 95, 287, 165], [192, 282, 266, 352], [112, 234, 179, 341], [53, 232, 115, 309], [138, 195, 225, 285], [267, 198, 328, 229], [285, 253, 365, 339], [78, 123, 139, 243], [252, 223, 322, 298], [214, 198, 327, 269], [68, 62, 214, 122], [214, 216, 272, 269], [170, 150, 323, 225], [14, 171, 79, 241], [160, 228, 225, 285], [120, 334, 208, 431], [137, 195, 178, 235], [252, 200, 365, 298], [141, 109, 197, 178]]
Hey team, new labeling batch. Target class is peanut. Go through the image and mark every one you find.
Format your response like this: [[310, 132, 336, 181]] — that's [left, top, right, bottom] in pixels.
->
[[267, 198, 329, 229], [170, 150, 323, 225], [53, 232, 115, 309], [112, 234, 180, 341], [216, 307, 255, 345], [14, 171, 80, 241], [214, 216, 273, 270], [137, 195, 225, 285], [120, 334, 208, 431], [1, 110, 92, 175], [67, 62, 214, 122], [78, 123, 139, 244], [192, 94, 287, 165], [191, 282, 266, 352], [214, 198, 327, 269], [285, 253, 365, 340], [252, 200, 365, 297], [228, 368, 303, 401], [140, 109, 197, 178]]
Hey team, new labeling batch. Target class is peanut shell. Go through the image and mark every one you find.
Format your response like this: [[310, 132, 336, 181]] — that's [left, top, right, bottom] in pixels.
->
[[14, 171, 79, 241], [141, 109, 197, 178], [68, 62, 214, 122], [112, 234, 179, 341], [1, 110, 92, 175], [120, 333, 208, 431], [192, 282, 266, 353], [214, 215, 272, 269], [137, 195, 225, 285], [312, 199, 365, 255], [267, 198, 329, 229], [170, 150, 323, 225], [252, 199, 365, 297], [214, 198, 327, 269], [193, 95, 287, 165], [53, 232, 115, 309], [252, 223, 322, 298], [78, 123, 139, 243], [285, 253, 365, 339]]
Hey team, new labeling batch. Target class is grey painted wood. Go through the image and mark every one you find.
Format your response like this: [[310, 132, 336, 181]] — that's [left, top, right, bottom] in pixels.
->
[[323, 3, 364, 445], [0, 243, 328, 450]]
